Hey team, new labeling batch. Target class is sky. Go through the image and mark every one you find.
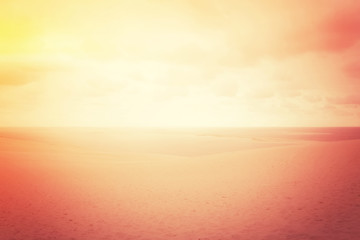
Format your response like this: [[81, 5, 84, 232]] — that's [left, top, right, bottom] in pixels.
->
[[0, 0, 359, 127]]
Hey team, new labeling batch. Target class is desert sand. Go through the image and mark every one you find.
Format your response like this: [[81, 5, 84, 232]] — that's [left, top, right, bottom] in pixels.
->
[[0, 128, 359, 240]]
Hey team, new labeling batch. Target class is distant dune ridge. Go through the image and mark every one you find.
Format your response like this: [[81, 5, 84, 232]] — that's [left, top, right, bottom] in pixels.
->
[[0, 128, 360, 240]]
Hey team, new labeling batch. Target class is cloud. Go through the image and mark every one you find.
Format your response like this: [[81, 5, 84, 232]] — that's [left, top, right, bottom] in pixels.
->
[[218, 0, 360, 62], [0, 57, 71, 86], [0, 63, 41, 86], [245, 90, 274, 99], [211, 79, 238, 97], [0, 70, 35, 86], [328, 95, 360, 105], [0, 79, 44, 112], [303, 94, 322, 103]]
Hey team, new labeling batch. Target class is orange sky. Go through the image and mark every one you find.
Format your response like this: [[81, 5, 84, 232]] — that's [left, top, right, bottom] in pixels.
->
[[0, 0, 359, 127]]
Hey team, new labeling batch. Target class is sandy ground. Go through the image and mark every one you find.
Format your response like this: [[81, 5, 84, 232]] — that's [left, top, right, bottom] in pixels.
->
[[0, 128, 359, 240]]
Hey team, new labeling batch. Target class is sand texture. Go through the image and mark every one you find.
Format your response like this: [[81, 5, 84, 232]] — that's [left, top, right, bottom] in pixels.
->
[[0, 128, 360, 240]]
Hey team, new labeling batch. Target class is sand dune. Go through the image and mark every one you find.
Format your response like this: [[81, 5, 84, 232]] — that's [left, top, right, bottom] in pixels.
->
[[0, 128, 359, 240]]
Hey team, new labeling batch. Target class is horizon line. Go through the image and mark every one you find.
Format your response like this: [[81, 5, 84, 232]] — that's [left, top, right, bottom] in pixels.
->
[[0, 126, 359, 129]]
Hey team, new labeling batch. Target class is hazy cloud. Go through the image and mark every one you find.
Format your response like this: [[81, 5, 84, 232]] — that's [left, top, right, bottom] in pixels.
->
[[328, 95, 360, 105], [0, 57, 73, 86]]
